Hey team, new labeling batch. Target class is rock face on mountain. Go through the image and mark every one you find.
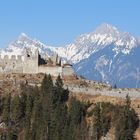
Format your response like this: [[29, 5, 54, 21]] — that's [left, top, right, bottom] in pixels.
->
[[1, 23, 140, 88]]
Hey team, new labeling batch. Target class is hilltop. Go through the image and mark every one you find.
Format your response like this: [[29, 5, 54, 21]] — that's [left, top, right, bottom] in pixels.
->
[[1, 23, 140, 88]]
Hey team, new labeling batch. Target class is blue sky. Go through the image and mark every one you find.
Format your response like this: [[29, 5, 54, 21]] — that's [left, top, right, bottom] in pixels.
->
[[0, 0, 140, 48]]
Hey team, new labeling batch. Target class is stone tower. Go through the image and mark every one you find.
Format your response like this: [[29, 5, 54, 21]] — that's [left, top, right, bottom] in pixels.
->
[[23, 48, 39, 73]]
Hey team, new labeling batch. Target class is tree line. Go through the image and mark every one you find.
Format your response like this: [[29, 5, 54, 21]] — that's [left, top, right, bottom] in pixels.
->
[[0, 74, 139, 140]]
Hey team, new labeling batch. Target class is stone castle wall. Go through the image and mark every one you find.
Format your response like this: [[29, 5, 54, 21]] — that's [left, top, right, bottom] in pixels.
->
[[23, 54, 38, 74], [0, 48, 75, 76], [38, 66, 62, 76], [0, 55, 23, 74], [62, 65, 75, 76]]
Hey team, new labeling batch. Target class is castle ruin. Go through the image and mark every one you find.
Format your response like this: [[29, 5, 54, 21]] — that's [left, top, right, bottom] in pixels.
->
[[0, 48, 75, 77]]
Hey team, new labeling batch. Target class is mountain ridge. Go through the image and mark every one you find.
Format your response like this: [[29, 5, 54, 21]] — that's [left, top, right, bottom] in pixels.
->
[[0, 23, 140, 88]]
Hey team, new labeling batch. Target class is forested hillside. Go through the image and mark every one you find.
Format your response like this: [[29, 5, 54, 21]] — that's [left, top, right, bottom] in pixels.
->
[[0, 75, 139, 140]]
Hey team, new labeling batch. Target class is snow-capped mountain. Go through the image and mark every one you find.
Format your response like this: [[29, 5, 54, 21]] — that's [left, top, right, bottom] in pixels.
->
[[54, 24, 138, 63], [0, 33, 56, 58], [1, 23, 140, 88]]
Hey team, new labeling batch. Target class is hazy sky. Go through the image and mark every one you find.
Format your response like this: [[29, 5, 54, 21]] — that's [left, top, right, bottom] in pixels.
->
[[0, 0, 140, 48]]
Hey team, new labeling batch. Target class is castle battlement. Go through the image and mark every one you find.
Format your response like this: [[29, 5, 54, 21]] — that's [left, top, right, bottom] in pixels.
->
[[11, 55, 16, 60], [0, 48, 75, 77], [0, 55, 23, 61], [17, 55, 23, 61]]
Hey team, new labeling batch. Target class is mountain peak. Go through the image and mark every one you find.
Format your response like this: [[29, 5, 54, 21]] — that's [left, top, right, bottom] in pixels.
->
[[8, 33, 34, 50], [94, 23, 120, 36], [20, 32, 28, 37], [18, 33, 30, 41], [0, 24, 139, 88]]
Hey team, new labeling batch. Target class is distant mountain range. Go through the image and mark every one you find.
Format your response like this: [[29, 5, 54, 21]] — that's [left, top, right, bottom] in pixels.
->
[[1, 23, 140, 88]]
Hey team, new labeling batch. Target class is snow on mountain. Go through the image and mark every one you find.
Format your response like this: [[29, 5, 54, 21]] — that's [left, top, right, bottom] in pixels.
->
[[0, 23, 140, 88], [54, 23, 138, 64], [0, 33, 56, 58]]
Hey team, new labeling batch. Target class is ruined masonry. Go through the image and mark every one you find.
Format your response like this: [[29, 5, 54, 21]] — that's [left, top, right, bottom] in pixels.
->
[[0, 48, 75, 77]]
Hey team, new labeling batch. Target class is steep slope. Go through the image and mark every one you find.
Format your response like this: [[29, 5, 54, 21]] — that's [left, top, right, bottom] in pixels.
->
[[55, 24, 140, 88], [0, 23, 140, 88], [55, 23, 138, 63], [0, 33, 55, 58]]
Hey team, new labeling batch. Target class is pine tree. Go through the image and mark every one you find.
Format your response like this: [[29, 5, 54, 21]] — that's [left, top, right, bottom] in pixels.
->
[[11, 95, 22, 123], [115, 95, 139, 140], [41, 74, 53, 97], [2, 93, 11, 125], [20, 83, 28, 125], [92, 103, 102, 140], [54, 75, 69, 104], [69, 97, 85, 125], [68, 97, 87, 140], [31, 98, 43, 140], [23, 94, 33, 140]]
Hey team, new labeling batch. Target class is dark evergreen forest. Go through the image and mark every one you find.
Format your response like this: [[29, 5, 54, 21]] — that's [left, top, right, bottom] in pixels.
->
[[0, 75, 139, 140]]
